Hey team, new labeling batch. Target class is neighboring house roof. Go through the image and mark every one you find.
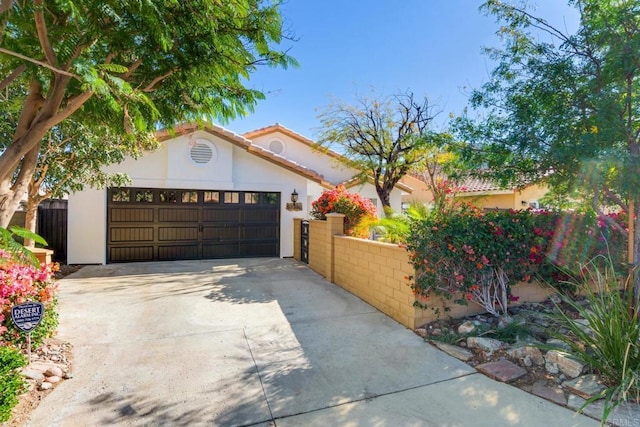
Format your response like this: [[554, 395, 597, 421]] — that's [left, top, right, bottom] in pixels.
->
[[342, 176, 413, 194], [242, 123, 412, 194], [156, 122, 333, 189], [456, 177, 512, 195]]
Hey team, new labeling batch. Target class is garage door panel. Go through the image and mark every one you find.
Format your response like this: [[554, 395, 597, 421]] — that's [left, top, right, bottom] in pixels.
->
[[240, 242, 278, 257], [202, 209, 238, 222], [202, 243, 240, 259], [242, 225, 278, 240], [202, 225, 239, 240], [107, 187, 279, 263], [110, 227, 154, 243], [243, 209, 278, 222], [158, 245, 199, 260], [110, 246, 154, 262], [158, 227, 198, 241], [110, 207, 154, 222], [158, 208, 198, 223]]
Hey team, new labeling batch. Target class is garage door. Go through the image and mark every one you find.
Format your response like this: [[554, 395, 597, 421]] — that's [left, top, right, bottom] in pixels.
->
[[107, 187, 280, 263]]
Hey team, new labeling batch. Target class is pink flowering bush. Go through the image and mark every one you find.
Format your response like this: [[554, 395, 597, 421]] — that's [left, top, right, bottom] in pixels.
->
[[0, 248, 58, 348], [310, 185, 378, 238], [405, 203, 627, 317]]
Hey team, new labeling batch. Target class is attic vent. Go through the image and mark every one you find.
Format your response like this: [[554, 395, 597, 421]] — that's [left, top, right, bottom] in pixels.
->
[[189, 140, 215, 165], [268, 139, 285, 155]]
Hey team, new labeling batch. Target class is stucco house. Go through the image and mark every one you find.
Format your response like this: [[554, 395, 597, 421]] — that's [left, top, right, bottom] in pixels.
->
[[67, 123, 410, 264], [400, 174, 548, 211]]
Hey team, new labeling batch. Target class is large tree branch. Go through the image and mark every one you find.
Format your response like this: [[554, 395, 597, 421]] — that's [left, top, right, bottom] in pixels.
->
[[122, 58, 143, 80], [33, 0, 57, 67], [0, 47, 77, 78], [41, 90, 93, 130], [0, 64, 26, 91], [143, 69, 176, 92], [0, 79, 44, 183]]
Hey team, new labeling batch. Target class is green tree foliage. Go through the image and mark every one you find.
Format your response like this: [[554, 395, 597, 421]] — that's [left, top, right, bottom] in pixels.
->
[[454, 0, 640, 306], [317, 91, 440, 211], [0, 0, 296, 226]]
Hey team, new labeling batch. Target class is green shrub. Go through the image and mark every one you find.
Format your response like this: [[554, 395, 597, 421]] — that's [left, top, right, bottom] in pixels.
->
[[0, 346, 27, 422], [547, 256, 639, 424]]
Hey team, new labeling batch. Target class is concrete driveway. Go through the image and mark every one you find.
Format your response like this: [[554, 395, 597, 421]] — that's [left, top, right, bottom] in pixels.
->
[[27, 258, 598, 426]]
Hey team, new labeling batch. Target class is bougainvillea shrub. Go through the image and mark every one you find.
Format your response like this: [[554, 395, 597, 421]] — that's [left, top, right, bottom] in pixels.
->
[[310, 185, 378, 237], [405, 205, 627, 316], [0, 249, 58, 348]]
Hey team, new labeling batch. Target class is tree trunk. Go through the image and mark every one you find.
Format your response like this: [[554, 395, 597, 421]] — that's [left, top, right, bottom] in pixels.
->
[[23, 201, 38, 247], [0, 142, 41, 228]]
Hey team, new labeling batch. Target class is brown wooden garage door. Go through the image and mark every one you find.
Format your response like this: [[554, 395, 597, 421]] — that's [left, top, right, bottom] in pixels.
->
[[107, 187, 280, 263]]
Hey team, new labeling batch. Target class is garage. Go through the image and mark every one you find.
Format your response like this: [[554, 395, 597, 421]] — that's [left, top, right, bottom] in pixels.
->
[[107, 187, 280, 263]]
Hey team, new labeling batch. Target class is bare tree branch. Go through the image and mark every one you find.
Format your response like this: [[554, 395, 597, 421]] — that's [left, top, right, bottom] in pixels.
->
[[33, 0, 57, 67], [0, 47, 78, 78], [0, 64, 26, 91], [143, 69, 176, 92]]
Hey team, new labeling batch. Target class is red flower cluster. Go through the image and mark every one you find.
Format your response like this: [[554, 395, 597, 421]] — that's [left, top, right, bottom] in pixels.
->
[[310, 185, 378, 237]]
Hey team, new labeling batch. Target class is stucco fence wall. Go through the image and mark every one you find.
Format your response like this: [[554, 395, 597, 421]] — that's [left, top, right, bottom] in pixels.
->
[[293, 215, 554, 330]]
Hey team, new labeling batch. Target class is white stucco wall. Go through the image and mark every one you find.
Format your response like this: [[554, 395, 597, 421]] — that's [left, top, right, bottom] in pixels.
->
[[67, 188, 106, 264], [68, 131, 308, 264], [250, 131, 356, 184]]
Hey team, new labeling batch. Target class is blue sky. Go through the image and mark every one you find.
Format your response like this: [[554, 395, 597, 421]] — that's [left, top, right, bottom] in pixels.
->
[[227, 1, 579, 139]]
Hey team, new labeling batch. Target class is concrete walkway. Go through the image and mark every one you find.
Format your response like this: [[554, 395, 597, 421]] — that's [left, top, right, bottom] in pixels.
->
[[27, 258, 598, 426]]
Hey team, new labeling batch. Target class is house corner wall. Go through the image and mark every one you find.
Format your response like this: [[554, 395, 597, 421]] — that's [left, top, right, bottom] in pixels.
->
[[67, 189, 106, 264]]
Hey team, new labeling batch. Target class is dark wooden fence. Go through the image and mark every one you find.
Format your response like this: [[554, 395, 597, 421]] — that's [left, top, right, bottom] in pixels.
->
[[37, 199, 68, 263]]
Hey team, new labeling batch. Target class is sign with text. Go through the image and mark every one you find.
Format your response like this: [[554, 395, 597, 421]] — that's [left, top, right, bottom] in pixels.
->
[[11, 302, 44, 333]]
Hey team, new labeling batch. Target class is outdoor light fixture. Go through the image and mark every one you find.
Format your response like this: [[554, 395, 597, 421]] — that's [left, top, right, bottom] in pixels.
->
[[521, 200, 528, 206], [287, 189, 302, 211]]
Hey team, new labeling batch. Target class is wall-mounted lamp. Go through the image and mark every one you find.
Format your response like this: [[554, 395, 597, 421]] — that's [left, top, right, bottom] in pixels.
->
[[286, 189, 302, 211], [521, 200, 528, 206]]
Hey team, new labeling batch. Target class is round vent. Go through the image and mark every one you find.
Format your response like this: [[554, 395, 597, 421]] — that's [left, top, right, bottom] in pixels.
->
[[189, 140, 216, 165], [268, 139, 285, 155]]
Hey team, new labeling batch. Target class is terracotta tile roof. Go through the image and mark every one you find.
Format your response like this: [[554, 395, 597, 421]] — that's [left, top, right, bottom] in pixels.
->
[[457, 177, 506, 193], [342, 176, 413, 193], [156, 123, 333, 189]]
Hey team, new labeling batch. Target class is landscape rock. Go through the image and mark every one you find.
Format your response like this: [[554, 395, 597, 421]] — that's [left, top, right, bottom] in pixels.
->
[[45, 366, 63, 378], [562, 374, 606, 400], [545, 361, 559, 375], [39, 382, 53, 391], [22, 369, 44, 382], [545, 339, 571, 352], [457, 320, 476, 334], [431, 341, 474, 361], [497, 315, 514, 329], [476, 360, 527, 383], [531, 381, 567, 406], [414, 328, 427, 338], [45, 375, 61, 384], [466, 337, 503, 354], [545, 350, 584, 378], [507, 346, 544, 366]]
